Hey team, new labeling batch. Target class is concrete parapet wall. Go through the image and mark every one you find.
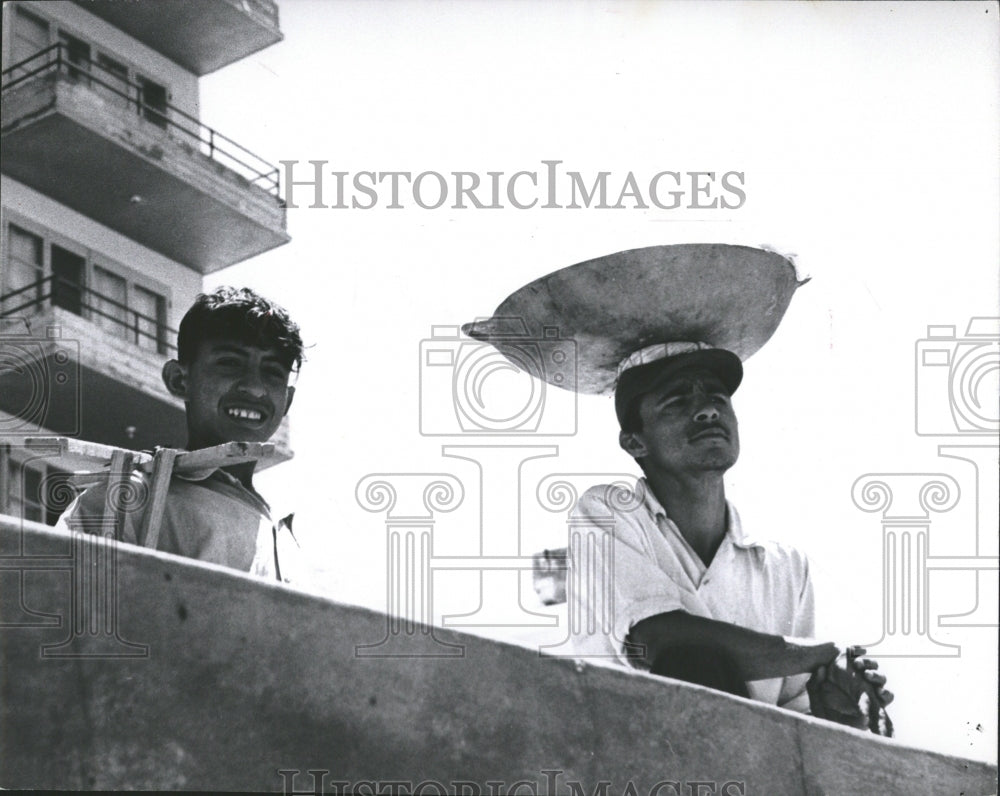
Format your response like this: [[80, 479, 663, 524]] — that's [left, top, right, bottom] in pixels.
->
[[1, 521, 996, 794]]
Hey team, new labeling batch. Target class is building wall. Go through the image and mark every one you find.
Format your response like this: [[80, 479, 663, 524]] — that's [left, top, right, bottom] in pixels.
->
[[1, 177, 203, 332], [1, 0, 293, 522], [2, 0, 200, 119]]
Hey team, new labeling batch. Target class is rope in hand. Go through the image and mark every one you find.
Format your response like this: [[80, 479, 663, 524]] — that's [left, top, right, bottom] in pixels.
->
[[849, 646, 893, 737], [807, 645, 893, 737]]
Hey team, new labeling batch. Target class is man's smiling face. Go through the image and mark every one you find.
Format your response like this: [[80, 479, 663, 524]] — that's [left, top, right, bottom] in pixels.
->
[[166, 338, 295, 449], [625, 368, 740, 477]]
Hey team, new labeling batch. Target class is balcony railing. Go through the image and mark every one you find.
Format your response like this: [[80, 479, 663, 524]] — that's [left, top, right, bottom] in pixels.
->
[[1, 275, 177, 356], [229, 0, 280, 28], [1, 43, 281, 199]]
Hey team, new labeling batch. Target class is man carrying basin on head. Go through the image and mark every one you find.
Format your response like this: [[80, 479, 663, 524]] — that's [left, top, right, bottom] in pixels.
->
[[588, 339, 893, 725], [58, 286, 304, 584], [464, 243, 893, 732]]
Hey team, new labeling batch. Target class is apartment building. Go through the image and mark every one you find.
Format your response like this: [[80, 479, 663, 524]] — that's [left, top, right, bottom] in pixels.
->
[[0, 0, 290, 523]]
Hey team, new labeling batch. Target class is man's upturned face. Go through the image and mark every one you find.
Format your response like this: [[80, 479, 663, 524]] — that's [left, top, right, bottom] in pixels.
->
[[624, 369, 740, 477], [171, 339, 295, 449]]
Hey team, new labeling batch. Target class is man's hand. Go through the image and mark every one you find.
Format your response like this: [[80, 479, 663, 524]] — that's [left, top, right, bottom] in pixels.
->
[[807, 646, 894, 736]]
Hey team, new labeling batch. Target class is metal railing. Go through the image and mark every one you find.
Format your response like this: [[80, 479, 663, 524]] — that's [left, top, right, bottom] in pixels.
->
[[224, 0, 281, 28], [1, 43, 281, 199], [1, 275, 177, 356]]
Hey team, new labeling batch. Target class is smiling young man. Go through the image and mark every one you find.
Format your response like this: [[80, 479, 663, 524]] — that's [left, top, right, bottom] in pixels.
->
[[569, 342, 893, 726], [58, 287, 304, 582]]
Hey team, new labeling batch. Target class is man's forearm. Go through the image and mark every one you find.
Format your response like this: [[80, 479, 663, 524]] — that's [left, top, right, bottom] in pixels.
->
[[628, 611, 838, 681]]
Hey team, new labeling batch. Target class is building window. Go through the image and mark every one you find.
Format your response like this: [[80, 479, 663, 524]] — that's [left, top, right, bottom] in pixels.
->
[[137, 76, 168, 128], [3, 225, 44, 306], [6, 12, 173, 128], [50, 245, 85, 316], [92, 265, 129, 340], [1, 222, 173, 355], [95, 52, 131, 112], [22, 466, 43, 523], [58, 31, 91, 82], [132, 285, 168, 354]]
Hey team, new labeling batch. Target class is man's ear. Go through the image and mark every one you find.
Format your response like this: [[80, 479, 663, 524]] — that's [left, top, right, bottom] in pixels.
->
[[283, 385, 296, 416], [162, 360, 188, 399], [619, 430, 648, 459]]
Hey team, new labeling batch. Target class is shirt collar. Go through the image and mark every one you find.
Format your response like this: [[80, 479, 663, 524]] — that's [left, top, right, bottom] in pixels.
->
[[175, 466, 272, 513], [636, 477, 764, 550], [174, 466, 218, 483]]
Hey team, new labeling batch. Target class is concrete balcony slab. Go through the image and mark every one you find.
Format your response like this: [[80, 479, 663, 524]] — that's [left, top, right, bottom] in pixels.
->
[[71, 0, 283, 76], [2, 73, 289, 274]]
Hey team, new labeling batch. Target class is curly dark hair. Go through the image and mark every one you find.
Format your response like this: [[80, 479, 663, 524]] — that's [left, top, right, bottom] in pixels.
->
[[176, 286, 304, 371]]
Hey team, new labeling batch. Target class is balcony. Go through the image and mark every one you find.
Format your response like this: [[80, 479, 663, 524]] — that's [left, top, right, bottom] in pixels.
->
[[1, 44, 290, 274], [0, 279, 292, 465], [71, 0, 283, 76]]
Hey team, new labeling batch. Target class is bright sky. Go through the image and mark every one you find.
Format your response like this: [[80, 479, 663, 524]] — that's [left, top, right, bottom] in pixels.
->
[[199, 0, 999, 762]]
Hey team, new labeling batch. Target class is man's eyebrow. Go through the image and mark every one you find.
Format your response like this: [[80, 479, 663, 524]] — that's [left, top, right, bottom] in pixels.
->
[[260, 351, 291, 366], [653, 383, 692, 402], [654, 377, 728, 402]]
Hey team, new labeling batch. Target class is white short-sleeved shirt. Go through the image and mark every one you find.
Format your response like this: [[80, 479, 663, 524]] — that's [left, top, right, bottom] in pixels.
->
[[568, 478, 814, 711], [56, 468, 301, 584]]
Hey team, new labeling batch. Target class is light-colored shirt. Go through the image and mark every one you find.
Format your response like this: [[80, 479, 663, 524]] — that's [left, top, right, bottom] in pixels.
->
[[56, 467, 300, 584], [568, 478, 813, 711]]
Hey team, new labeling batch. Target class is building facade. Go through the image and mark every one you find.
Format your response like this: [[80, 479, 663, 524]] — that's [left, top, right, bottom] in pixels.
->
[[0, 0, 290, 523]]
